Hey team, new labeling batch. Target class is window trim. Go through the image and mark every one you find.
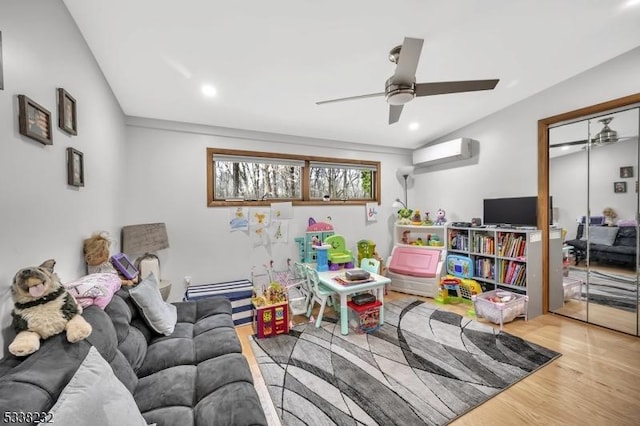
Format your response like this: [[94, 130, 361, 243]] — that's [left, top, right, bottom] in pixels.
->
[[207, 148, 381, 207]]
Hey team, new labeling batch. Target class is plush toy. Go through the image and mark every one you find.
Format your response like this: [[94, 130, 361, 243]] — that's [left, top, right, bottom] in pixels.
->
[[9, 259, 92, 356], [435, 209, 447, 226], [397, 208, 413, 224], [83, 232, 138, 287], [603, 207, 617, 226]]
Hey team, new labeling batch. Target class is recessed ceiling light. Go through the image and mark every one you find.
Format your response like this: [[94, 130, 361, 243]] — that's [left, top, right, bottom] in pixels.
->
[[408, 122, 419, 131], [561, 146, 570, 151], [201, 84, 217, 97], [623, 0, 640, 8]]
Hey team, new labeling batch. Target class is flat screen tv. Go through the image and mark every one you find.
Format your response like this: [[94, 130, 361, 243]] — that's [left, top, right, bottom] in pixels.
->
[[483, 196, 552, 227]]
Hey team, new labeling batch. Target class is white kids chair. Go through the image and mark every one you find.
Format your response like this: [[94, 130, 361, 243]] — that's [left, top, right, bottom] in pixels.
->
[[305, 264, 337, 328]]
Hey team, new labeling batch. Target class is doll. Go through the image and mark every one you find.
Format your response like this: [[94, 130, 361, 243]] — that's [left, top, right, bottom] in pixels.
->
[[83, 232, 138, 287]]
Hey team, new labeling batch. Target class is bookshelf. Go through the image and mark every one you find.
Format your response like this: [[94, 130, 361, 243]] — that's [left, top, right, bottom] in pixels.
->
[[446, 226, 542, 319]]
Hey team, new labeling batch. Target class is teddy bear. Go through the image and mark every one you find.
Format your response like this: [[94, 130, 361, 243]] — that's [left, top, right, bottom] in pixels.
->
[[603, 207, 617, 226], [9, 259, 92, 356], [435, 208, 447, 226], [83, 232, 138, 287]]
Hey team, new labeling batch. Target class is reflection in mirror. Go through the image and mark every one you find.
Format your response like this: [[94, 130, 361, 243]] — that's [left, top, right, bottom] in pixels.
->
[[548, 106, 639, 335]]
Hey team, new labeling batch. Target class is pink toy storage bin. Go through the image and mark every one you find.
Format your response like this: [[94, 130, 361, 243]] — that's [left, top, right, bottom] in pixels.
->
[[388, 246, 440, 277]]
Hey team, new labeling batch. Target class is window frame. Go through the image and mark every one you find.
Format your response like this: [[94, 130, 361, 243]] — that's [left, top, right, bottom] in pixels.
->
[[207, 148, 381, 207]]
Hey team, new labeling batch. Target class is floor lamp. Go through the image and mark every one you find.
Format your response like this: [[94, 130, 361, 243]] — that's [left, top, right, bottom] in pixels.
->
[[396, 165, 415, 208]]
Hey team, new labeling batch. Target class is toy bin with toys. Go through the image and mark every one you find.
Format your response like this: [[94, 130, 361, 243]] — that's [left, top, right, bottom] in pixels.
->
[[347, 300, 382, 334], [472, 290, 528, 330], [252, 301, 289, 338]]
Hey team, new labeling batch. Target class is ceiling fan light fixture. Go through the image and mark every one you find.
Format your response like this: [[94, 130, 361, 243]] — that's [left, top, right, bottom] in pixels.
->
[[591, 117, 618, 145]]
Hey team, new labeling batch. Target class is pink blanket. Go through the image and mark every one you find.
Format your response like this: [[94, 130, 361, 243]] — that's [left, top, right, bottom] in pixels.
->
[[64, 273, 122, 309]]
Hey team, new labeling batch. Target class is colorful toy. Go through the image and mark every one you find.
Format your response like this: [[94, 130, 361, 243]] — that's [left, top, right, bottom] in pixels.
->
[[325, 234, 354, 270], [435, 209, 447, 226], [294, 217, 335, 263], [411, 210, 422, 225], [357, 239, 376, 266], [83, 232, 138, 287], [396, 208, 413, 224]]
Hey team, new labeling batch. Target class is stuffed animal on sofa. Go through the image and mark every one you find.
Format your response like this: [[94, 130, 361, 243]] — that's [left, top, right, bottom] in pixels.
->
[[435, 208, 447, 226], [603, 207, 617, 226], [9, 259, 92, 356], [83, 232, 138, 287]]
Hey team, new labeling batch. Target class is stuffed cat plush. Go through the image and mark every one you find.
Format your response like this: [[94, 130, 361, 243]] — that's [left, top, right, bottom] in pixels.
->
[[9, 259, 92, 357]]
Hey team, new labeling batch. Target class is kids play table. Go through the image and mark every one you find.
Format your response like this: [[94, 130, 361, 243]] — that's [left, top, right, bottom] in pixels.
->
[[317, 269, 390, 335]]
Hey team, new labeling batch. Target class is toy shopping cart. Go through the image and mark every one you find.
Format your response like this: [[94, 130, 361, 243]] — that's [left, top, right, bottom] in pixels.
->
[[267, 259, 312, 318]]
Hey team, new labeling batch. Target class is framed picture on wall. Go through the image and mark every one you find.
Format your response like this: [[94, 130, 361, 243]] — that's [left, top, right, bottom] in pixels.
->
[[57, 88, 77, 135], [18, 95, 52, 145], [0, 31, 4, 90], [620, 166, 633, 178], [614, 181, 627, 193], [67, 147, 84, 187]]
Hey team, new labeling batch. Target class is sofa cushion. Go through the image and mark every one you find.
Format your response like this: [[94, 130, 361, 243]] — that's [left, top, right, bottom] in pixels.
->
[[129, 273, 177, 336], [580, 226, 619, 246], [46, 346, 148, 426]]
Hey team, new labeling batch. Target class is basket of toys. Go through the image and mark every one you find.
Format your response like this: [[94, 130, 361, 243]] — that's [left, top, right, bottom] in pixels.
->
[[472, 290, 528, 330], [251, 282, 289, 338]]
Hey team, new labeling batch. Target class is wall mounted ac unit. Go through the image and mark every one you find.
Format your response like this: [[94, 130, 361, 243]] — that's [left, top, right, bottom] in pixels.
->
[[412, 137, 472, 167]]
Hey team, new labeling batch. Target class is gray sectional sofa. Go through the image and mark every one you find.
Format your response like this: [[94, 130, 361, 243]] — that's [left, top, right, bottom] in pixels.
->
[[565, 223, 637, 267], [0, 288, 267, 426]]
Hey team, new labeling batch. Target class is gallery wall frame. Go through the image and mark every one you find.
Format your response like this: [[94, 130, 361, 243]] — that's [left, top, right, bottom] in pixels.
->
[[620, 166, 633, 178], [18, 95, 52, 145], [66, 147, 84, 187], [57, 88, 77, 135], [0, 31, 4, 90], [614, 181, 627, 193]]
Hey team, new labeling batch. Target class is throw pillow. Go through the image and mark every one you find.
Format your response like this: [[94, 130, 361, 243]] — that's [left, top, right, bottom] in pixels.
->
[[42, 346, 149, 426], [129, 273, 177, 335], [587, 226, 619, 246]]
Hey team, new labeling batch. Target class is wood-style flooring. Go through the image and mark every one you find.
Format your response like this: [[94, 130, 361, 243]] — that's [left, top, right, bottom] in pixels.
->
[[236, 290, 640, 426]]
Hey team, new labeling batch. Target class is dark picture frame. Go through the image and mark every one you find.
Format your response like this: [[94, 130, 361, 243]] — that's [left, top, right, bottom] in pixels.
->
[[614, 181, 626, 193], [619, 166, 633, 178], [67, 147, 84, 187], [18, 95, 52, 145], [0, 31, 4, 90], [57, 88, 77, 135]]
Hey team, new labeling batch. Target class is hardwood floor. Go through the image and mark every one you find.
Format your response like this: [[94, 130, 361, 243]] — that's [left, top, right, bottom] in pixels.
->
[[237, 291, 640, 426]]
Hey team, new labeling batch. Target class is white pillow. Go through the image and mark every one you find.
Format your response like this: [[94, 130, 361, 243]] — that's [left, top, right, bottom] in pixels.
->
[[129, 272, 177, 335], [40, 347, 149, 426]]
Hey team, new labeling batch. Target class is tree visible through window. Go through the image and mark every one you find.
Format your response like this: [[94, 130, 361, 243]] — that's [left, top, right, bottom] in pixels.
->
[[207, 148, 380, 206]]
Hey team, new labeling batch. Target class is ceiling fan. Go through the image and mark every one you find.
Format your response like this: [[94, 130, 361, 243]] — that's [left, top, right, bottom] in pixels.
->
[[550, 117, 635, 149], [316, 37, 500, 124]]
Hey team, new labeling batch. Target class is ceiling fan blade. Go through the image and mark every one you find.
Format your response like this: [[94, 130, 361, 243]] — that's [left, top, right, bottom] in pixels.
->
[[389, 104, 404, 124], [392, 37, 424, 85], [550, 139, 588, 148], [316, 92, 385, 105], [415, 79, 499, 97]]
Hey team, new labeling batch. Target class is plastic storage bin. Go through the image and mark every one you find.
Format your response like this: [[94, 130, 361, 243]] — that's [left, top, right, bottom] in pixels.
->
[[563, 277, 582, 301], [472, 290, 528, 330], [347, 300, 382, 334]]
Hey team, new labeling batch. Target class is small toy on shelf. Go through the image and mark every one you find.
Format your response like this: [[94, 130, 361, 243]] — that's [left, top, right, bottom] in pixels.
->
[[435, 209, 447, 226], [411, 210, 422, 225], [397, 208, 413, 224], [422, 212, 433, 225]]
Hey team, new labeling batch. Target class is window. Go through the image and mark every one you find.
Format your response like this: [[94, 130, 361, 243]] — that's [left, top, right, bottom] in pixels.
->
[[207, 148, 380, 206]]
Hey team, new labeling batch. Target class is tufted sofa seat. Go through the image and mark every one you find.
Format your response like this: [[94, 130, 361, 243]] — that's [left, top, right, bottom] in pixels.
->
[[0, 289, 267, 426], [565, 224, 636, 268]]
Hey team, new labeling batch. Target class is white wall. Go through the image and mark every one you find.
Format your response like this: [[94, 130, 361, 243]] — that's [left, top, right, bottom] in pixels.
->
[[122, 120, 411, 301], [411, 47, 640, 223], [0, 0, 126, 354], [551, 136, 639, 237]]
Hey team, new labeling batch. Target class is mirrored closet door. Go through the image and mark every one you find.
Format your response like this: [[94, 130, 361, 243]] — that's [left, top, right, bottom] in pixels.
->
[[547, 104, 639, 335]]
